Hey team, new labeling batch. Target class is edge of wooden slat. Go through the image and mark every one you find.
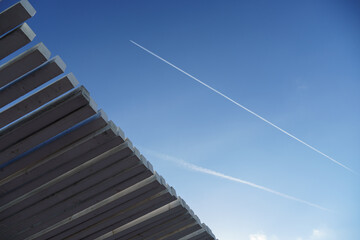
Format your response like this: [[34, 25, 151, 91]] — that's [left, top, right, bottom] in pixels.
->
[[19, 0, 36, 18], [0, 42, 50, 73], [18, 22, 35, 42], [0, 0, 36, 19], [66, 72, 79, 86]]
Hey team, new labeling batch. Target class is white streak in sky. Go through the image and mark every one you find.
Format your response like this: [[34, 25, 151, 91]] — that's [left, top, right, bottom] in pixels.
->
[[147, 150, 331, 212], [130, 40, 354, 174]]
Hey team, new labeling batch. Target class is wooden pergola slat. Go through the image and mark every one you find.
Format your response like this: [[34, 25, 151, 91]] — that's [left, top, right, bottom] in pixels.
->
[[0, 73, 78, 128], [0, 43, 50, 88], [0, 0, 36, 36], [0, 56, 66, 108], [0, 23, 35, 60]]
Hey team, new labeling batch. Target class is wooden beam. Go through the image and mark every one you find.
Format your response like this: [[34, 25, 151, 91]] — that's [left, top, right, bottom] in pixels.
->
[[179, 225, 216, 240], [0, 0, 36, 36], [18, 181, 167, 240], [117, 199, 202, 240], [0, 23, 35, 60], [0, 143, 136, 218], [23, 176, 160, 240], [0, 110, 106, 184], [0, 101, 97, 168], [0, 87, 94, 152], [0, 123, 121, 202], [0, 56, 66, 108], [0, 43, 51, 88], [0, 73, 78, 128], [161, 223, 202, 240], [47, 189, 176, 240], [131, 214, 194, 240], [94, 200, 187, 240], [8, 154, 154, 226]]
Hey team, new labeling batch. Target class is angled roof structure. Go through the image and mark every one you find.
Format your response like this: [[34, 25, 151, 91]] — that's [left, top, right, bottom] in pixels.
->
[[0, 1, 217, 239]]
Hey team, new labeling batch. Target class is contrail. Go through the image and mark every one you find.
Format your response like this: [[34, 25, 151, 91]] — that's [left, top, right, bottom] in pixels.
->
[[146, 150, 331, 212], [130, 40, 354, 174]]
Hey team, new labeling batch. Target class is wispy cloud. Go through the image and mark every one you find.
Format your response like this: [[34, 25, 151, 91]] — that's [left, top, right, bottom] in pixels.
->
[[249, 233, 279, 240], [130, 40, 354, 174], [299, 227, 335, 240], [249, 233, 268, 240], [309, 227, 335, 240], [145, 150, 331, 212]]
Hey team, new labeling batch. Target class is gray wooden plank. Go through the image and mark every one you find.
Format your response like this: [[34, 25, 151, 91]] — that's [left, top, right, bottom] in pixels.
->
[[131, 214, 194, 240], [0, 86, 94, 152], [0, 111, 109, 225], [99, 200, 187, 240], [0, 143, 137, 220], [0, 109, 106, 185], [55, 178, 175, 240], [179, 229, 206, 240], [118, 199, 201, 240], [0, 23, 35, 60], [0, 56, 66, 108], [0, 0, 36, 36], [0, 123, 121, 202], [0, 73, 78, 128], [24, 182, 168, 240], [144, 217, 195, 240], [0, 43, 51, 88], [8, 153, 154, 234], [47, 189, 176, 240], [0, 100, 97, 167], [190, 231, 214, 240], [23, 176, 159, 240], [163, 223, 202, 240], [180, 225, 215, 240]]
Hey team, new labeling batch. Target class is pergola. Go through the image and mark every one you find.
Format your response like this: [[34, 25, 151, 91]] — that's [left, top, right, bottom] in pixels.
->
[[0, 1, 217, 239]]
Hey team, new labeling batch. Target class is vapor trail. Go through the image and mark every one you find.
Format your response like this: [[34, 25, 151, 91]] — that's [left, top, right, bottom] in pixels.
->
[[130, 40, 354, 173], [147, 150, 331, 212]]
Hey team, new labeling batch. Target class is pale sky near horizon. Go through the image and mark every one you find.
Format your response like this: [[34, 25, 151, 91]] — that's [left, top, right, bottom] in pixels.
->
[[1, 0, 359, 239]]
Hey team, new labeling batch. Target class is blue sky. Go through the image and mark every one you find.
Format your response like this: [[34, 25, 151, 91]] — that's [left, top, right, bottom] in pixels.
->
[[1, 0, 359, 239]]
